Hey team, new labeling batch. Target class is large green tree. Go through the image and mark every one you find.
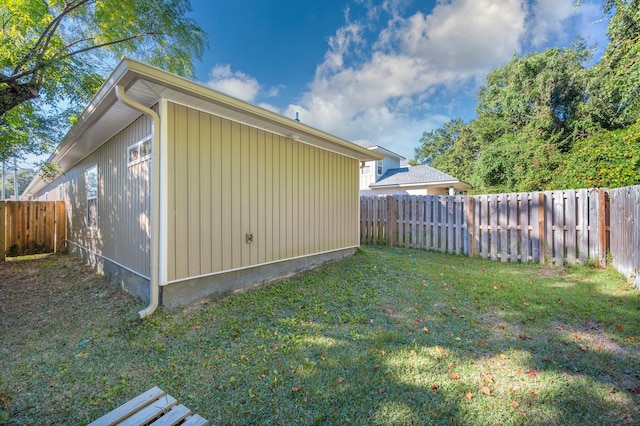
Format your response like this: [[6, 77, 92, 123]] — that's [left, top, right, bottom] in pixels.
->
[[414, 45, 591, 193], [583, 0, 640, 129], [0, 0, 206, 159]]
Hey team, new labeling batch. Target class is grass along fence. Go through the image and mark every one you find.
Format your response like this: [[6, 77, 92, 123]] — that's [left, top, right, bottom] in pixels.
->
[[361, 188, 609, 266]]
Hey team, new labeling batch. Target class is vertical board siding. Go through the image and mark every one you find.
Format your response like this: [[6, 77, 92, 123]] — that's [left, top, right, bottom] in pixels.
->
[[33, 113, 152, 276], [39, 113, 152, 277], [167, 103, 359, 282], [361, 189, 609, 266]]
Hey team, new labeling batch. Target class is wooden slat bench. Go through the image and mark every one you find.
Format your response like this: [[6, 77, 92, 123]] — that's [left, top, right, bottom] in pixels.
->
[[89, 386, 208, 426]]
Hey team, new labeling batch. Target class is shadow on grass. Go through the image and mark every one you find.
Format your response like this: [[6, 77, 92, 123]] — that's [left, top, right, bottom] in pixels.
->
[[0, 247, 638, 425]]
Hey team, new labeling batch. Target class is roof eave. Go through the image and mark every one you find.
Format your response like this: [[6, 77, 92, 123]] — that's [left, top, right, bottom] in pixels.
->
[[23, 58, 383, 197]]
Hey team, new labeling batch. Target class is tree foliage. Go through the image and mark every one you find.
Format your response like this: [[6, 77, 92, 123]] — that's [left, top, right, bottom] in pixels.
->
[[552, 119, 640, 189], [414, 0, 640, 193], [0, 0, 206, 159]]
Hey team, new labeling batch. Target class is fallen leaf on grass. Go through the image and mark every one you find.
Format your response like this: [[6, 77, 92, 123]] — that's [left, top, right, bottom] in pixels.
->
[[500, 354, 508, 360], [435, 346, 447, 356], [379, 387, 386, 393], [498, 323, 505, 329], [291, 387, 302, 393], [578, 344, 587, 352], [484, 374, 494, 384], [431, 384, 439, 390], [615, 324, 624, 331], [337, 377, 345, 384], [510, 401, 520, 409], [518, 409, 527, 417], [465, 392, 473, 400], [481, 386, 491, 396], [518, 333, 532, 340], [527, 370, 537, 379], [451, 373, 460, 380], [373, 365, 380, 371]]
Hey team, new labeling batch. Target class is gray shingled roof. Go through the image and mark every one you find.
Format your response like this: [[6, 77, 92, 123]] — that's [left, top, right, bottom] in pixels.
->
[[351, 139, 377, 149], [370, 165, 459, 187]]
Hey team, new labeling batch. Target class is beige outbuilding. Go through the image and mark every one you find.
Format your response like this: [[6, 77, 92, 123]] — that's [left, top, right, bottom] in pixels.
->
[[23, 58, 381, 315]]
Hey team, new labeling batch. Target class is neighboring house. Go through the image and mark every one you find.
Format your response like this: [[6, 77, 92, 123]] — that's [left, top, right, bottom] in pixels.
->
[[22, 58, 382, 312], [352, 139, 405, 190], [353, 139, 470, 196]]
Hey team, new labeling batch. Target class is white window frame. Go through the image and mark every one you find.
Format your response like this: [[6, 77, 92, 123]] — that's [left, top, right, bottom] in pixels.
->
[[86, 165, 98, 229], [376, 160, 383, 176], [128, 135, 152, 166]]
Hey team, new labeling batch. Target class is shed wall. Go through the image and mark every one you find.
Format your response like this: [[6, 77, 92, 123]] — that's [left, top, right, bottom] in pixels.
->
[[166, 102, 360, 282], [36, 114, 152, 278]]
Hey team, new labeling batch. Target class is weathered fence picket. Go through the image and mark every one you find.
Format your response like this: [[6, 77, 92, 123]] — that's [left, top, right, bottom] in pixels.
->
[[609, 185, 640, 290], [360, 189, 609, 266]]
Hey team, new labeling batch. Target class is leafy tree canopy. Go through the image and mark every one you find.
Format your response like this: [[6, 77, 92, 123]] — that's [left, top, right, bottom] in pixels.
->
[[0, 0, 207, 159]]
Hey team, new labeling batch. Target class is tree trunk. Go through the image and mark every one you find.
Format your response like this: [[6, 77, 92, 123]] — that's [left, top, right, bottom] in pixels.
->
[[0, 82, 41, 117]]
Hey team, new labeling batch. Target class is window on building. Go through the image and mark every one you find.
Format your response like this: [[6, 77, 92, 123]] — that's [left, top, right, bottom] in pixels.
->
[[86, 165, 98, 228], [128, 136, 152, 166], [376, 160, 383, 176]]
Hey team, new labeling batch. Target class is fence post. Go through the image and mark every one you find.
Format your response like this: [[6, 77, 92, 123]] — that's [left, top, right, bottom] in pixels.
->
[[598, 188, 608, 268], [387, 195, 395, 247], [0, 202, 5, 261], [467, 197, 475, 257], [538, 193, 545, 263]]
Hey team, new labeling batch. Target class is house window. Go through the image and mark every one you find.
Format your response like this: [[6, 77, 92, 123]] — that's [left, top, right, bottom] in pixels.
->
[[128, 136, 152, 166], [86, 165, 98, 229], [376, 160, 383, 176]]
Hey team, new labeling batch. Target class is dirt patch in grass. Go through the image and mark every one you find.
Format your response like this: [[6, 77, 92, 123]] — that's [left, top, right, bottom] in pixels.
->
[[1, 254, 135, 335]]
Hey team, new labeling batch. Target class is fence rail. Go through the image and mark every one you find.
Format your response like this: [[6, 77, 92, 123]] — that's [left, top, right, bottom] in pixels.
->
[[0, 201, 66, 261], [361, 189, 609, 267]]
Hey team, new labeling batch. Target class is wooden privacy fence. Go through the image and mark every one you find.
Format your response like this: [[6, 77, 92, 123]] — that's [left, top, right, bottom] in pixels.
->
[[609, 185, 640, 289], [0, 201, 66, 261], [361, 189, 609, 266]]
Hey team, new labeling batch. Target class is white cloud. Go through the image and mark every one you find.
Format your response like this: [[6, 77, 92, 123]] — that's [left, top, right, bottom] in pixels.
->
[[529, 0, 576, 46], [205, 64, 260, 102], [286, 0, 529, 157]]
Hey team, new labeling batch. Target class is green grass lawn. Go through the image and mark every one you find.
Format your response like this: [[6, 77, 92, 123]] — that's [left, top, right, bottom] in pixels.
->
[[1, 246, 639, 425]]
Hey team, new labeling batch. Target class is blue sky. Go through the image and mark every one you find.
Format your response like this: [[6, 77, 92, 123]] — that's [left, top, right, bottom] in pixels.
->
[[187, 0, 610, 160]]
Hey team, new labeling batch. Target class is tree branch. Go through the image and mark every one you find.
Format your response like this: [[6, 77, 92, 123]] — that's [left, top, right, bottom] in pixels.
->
[[13, 0, 93, 75], [58, 32, 164, 60]]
